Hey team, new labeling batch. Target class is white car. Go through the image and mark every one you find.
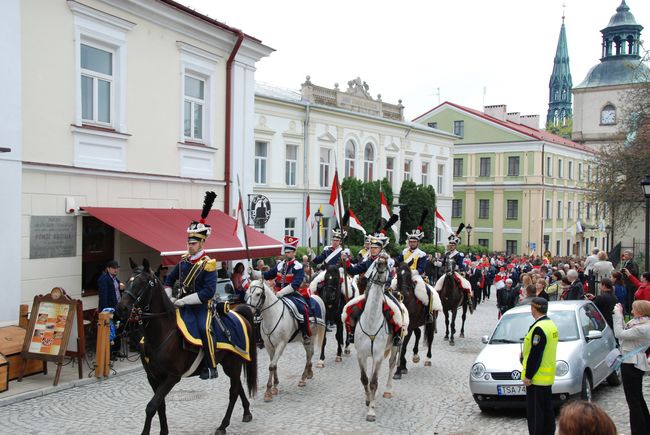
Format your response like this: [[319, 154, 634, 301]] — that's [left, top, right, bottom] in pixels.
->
[[469, 300, 621, 411]]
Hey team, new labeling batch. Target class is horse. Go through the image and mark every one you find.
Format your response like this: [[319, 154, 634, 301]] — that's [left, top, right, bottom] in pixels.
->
[[392, 263, 436, 379], [438, 269, 469, 346], [311, 265, 357, 367], [115, 259, 257, 435], [246, 280, 326, 402], [353, 253, 400, 422]]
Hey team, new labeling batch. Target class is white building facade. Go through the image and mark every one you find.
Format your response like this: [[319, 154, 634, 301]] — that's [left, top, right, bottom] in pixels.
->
[[1, 0, 272, 325], [253, 77, 457, 244]]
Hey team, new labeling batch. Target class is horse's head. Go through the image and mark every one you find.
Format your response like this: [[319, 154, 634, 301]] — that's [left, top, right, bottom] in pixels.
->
[[396, 263, 414, 297], [375, 252, 390, 274], [116, 259, 170, 323], [445, 258, 457, 276], [320, 265, 341, 307], [247, 279, 271, 312]]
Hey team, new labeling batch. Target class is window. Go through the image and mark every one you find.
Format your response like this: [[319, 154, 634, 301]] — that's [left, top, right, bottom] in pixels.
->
[[284, 218, 296, 236], [568, 161, 573, 180], [556, 240, 561, 256], [363, 143, 374, 182], [427, 122, 438, 129], [595, 204, 600, 221], [567, 240, 571, 257], [578, 163, 583, 181], [404, 159, 412, 181], [479, 157, 491, 177], [506, 200, 518, 219], [546, 156, 552, 176], [285, 145, 297, 186], [557, 159, 563, 178], [421, 162, 429, 185], [479, 199, 489, 219], [567, 201, 573, 219], [82, 216, 115, 295], [453, 158, 463, 177], [546, 200, 552, 219], [506, 240, 517, 255], [507, 156, 520, 176], [557, 200, 563, 219], [255, 141, 268, 185], [453, 120, 464, 137], [319, 148, 331, 187], [386, 157, 394, 186], [183, 75, 205, 140], [578, 202, 583, 219], [437, 164, 444, 194], [544, 235, 550, 252], [587, 165, 592, 182], [81, 43, 113, 125], [452, 199, 462, 218], [586, 203, 591, 220], [344, 141, 356, 178], [478, 239, 489, 248]]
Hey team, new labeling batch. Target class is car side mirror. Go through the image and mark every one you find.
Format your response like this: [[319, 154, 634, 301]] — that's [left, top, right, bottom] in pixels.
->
[[481, 335, 489, 344], [587, 330, 603, 340]]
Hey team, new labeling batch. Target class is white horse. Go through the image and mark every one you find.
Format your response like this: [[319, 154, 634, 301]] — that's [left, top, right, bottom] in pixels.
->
[[247, 280, 326, 402], [352, 253, 400, 422]]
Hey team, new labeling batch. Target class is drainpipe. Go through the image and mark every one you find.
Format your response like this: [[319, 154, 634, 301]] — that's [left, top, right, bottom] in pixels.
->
[[224, 31, 244, 214]]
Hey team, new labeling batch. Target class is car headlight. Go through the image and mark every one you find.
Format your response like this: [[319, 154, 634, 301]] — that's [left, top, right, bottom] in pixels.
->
[[471, 363, 486, 380], [556, 360, 569, 377]]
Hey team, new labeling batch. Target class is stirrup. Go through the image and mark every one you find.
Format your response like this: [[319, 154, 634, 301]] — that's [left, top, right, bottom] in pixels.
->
[[200, 367, 218, 380]]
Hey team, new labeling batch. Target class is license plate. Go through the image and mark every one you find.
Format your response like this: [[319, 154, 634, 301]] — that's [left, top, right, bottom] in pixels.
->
[[497, 385, 526, 396]]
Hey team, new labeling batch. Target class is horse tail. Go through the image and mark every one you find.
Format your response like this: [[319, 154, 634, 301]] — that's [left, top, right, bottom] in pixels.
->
[[234, 304, 258, 398]]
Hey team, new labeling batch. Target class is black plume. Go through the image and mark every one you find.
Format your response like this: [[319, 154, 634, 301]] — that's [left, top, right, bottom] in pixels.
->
[[383, 214, 399, 231], [201, 191, 217, 221], [418, 209, 429, 227], [341, 210, 350, 227], [456, 223, 465, 235]]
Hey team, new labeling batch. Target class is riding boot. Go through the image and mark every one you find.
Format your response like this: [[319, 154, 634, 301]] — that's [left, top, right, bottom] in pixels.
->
[[300, 321, 311, 346], [345, 322, 355, 344], [199, 348, 218, 380]]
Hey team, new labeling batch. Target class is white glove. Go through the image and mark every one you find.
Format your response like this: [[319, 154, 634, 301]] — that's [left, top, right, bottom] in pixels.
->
[[164, 286, 173, 299], [169, 297, 177, 304], [174, 292, 201, 307], [276, 284, 295, 298]]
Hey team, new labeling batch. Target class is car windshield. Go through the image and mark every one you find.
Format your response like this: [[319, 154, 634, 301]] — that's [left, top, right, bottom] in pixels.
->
[[490, 310, 579, 344]]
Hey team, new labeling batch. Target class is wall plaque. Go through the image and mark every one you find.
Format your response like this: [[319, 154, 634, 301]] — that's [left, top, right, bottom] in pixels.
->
[[30, 216, 77, 259]]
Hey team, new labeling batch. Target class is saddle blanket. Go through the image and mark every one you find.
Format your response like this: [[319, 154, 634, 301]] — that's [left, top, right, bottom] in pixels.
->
[[176, 304, 251, 363], [282, 294, 325, 328], [341, 293, 406, 334]]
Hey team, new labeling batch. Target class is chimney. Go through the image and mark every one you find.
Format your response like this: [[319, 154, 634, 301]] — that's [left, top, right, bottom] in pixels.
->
[[506, 112, 521, 124], [483, 104, 507, 121], [520, 114, 540, 129]]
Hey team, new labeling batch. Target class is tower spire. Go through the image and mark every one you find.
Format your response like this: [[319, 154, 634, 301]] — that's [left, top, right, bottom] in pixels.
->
[[546, 11, 573, 128]]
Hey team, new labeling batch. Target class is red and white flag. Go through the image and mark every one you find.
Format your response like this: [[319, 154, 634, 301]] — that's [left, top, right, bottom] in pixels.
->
[[329, 171, 339, 209], [435, 209, 454, 236], [305, 194, 314, 234], [348, 208, 366, 235], [379, 192, 399, 238], [233, 193, 247, 248]]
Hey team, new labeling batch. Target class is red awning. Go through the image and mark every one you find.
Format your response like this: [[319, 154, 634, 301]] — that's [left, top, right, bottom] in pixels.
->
[[82, 207, 282, 265]]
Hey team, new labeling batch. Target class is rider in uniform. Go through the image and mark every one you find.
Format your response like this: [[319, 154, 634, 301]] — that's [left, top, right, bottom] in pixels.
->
[[435, 226, 474, 313], [164, 191, 218, 380], [356, 235, 372, 263], [312, 227, 346, 270], [263, 236, 311, 345]]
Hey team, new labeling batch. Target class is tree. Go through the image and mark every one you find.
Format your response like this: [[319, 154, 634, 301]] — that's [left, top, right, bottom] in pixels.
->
[[340, 177, 394, 245], [546, 118, 573, 139], [398, 180, 437, 244]]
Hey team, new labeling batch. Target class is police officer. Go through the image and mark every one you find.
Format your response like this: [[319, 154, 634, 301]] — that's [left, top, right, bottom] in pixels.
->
[[164, 191, 218, 380], [521, 297, 558, 435], [312, 227, 346, 269], [263, 236, 311, 345]]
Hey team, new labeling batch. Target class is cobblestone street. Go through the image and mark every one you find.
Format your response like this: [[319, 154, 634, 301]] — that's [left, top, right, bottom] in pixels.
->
[[1, 299, 646, 434]]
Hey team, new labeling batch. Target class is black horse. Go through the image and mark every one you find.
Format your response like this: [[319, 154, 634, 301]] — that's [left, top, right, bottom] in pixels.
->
[[116, 259, 257, 435], [316, 265, 349, 364], [393, 263, 435, 379], [439, 268, 469, 346]]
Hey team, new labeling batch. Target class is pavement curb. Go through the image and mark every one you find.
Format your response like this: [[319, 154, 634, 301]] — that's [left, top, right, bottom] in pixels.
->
[[0, 365, 144, 408]]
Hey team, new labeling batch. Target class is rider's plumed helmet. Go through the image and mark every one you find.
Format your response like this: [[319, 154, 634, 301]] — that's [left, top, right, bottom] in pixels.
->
[[187, 191, 216, 242]]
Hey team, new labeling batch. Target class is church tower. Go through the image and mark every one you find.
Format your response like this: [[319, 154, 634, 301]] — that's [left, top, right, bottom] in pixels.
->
[[547, 14, 573, 127]]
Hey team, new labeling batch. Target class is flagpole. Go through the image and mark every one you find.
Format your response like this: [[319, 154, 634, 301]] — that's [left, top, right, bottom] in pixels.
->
[[434, 207, 438, 249], [334, 169, 351, 297], [237, 175, 252, 265]]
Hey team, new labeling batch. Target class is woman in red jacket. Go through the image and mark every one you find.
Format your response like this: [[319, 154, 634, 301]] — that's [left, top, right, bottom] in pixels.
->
[[623, 269, 650, 301]]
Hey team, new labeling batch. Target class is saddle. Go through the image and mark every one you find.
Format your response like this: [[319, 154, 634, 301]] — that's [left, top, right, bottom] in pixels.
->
[[281, 294, 325, 328]]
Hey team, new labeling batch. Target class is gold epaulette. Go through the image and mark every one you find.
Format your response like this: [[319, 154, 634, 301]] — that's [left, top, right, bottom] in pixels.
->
[[203, 258, 217, 272]]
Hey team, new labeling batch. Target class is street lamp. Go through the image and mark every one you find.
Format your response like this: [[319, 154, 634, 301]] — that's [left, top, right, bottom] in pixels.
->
[[315, 209, 323, 255], [641, 175, 650, 273], [466, 224, 473, 247]]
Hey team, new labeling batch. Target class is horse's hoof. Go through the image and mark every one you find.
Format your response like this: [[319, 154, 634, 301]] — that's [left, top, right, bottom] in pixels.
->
[[402, 368, 408, 375], [298, 380, 306, 387], [412, 355, 420, 364], [344, 349, 351, 355], [449, 341, 455, 346], [263, 394, 273, 402], [460, 333, 465, 338], [366, 414, 376, 422], [272, 387, 279, 395], [365, 400, 370, 406], [424, 360, 432, 367], [215, 429, 226, 435], [335, 356, 342, 362], [443, 336, 449, 341], [242, 414, 253, 423], [393, 372, 402, 380], [316, 361, 324, 368], [383, 391, 392, 399]]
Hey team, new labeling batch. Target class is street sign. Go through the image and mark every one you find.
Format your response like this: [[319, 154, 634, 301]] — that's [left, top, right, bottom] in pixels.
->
[[249, 194, 271, 225]]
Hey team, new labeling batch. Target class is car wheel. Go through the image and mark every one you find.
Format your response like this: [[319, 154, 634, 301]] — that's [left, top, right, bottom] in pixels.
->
[[581, 373, 593, 402], [606, 367, 622, 386]]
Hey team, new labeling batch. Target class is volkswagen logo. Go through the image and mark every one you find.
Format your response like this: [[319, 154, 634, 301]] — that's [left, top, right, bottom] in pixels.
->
[[511, 370, 521, 380]]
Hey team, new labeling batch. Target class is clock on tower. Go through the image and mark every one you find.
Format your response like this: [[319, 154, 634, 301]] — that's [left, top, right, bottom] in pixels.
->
[[600, 106, 616, 125]]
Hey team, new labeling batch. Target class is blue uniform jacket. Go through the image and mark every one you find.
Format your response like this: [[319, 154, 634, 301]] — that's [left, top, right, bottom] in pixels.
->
[[98, 271, 120, 311], [164, 256, 216, 303], [313, 246, 342, 268], [346, 255, 395, 276], [395, 248, 427, 275], [264, 259, 304, 291]]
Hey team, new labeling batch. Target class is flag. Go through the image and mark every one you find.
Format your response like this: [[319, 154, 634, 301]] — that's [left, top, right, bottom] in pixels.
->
[[305, 194, 314, 236], [329, 171, 339, 208], [435, 209, 454, 236], [348, 209, 366, 234], [576, 220, 584, 234], [379, 191, 398, 238], [233, 193, 246, 248]]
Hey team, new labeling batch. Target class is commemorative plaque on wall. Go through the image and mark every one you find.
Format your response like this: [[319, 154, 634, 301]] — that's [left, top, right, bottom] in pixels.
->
[[29, 216, 77, 259]]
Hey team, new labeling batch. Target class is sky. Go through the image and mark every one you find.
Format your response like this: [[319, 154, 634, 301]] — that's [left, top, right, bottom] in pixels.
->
[[182, 0, 649, 124]]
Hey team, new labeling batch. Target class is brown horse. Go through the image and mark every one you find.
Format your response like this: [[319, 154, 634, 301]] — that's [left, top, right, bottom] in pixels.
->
[[116, 259, 257, 435], [392, 263, 435, 379], [439, 271, 469, 346]]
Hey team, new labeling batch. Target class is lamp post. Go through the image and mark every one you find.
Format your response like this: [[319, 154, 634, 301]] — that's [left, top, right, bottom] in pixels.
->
[[641, 175, 650, 273], [315, 209, 323, 256], [466, 224, 473, 247]]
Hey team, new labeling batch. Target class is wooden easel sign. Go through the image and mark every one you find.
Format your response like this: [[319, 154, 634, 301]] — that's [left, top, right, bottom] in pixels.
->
[[20, 287, 83, 386]]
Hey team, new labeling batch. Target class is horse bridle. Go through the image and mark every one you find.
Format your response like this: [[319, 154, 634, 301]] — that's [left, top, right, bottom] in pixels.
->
[[123, 272, 167, 326]]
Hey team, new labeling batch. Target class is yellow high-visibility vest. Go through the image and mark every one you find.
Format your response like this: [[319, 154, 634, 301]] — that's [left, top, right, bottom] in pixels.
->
[[522, 318, 558, 385]]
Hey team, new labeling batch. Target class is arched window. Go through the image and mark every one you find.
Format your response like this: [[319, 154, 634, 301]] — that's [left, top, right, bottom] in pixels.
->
[[363, 143, 374, 182], [344, 140, 356, 178]]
